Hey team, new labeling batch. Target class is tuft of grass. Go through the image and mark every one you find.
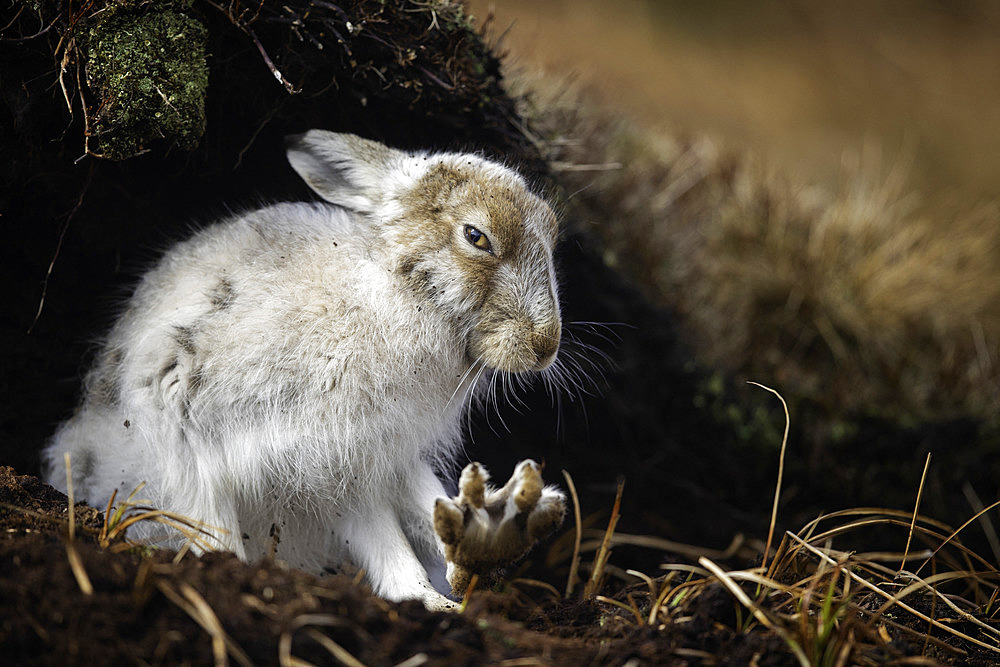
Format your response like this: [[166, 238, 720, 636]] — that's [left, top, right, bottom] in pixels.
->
[[511, 69, 1000, 426], [583, 498, 1000, 663], [94, 480, 225, 556], [558, 391, 1000, 664]]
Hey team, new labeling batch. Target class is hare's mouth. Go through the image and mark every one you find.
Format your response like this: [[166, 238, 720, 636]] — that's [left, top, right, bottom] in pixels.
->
[[467, 327, 561, 375]]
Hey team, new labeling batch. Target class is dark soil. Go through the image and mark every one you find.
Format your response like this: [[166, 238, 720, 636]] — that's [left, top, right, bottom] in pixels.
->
[[6, 466, 1000, 665], [0, 466, 796, 666]]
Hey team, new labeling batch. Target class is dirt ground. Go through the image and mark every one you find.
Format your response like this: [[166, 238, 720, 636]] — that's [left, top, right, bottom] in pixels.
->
[[0, 466, 789, 666], [5, 465, 1000, 666]]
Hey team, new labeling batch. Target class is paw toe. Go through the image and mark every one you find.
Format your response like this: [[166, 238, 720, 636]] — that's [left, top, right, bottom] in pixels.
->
[[433, 498, 465, 546], [527, 488, 567, 541], [458, 462, 489, 508], [511, 459, 543, 512]]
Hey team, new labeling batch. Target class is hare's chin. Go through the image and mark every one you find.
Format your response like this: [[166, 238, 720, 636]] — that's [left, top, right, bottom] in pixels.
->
[[476, 351, 557, 375]]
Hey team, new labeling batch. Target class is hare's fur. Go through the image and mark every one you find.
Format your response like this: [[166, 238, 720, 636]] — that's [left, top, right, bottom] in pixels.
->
[[44, 131, 564, 608]]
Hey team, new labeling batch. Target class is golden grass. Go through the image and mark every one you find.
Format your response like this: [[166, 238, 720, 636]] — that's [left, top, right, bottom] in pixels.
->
[[64, 453, 94, 596], [155, 578, 253, 667], [560, 469, 583, 597], [591, 509, 1000, 663], [511, 69, 1000, 424], [539, 389, 1000, 664]]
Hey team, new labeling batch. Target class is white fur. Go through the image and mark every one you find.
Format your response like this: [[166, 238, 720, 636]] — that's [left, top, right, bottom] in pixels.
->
[[43, 131, 562, 608]]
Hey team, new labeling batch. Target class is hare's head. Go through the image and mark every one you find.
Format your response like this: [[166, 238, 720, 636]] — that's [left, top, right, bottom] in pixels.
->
[[287, 130, 561, 374]]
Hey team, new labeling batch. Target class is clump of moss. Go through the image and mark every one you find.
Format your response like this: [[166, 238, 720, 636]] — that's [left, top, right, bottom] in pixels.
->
[[85, 2, 208, 159]]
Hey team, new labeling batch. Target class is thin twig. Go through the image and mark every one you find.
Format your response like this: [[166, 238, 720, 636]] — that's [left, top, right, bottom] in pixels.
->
[[204, 0, 300, 94], [27, 128, 97, 333]]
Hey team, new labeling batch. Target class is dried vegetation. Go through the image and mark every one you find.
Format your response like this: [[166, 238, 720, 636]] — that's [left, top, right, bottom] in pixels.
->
[[6, 423, 1000, 665], [516, 72, 1000, 424]]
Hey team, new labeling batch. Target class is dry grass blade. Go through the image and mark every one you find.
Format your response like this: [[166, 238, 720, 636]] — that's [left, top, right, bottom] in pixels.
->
[[63, 453, 93, 596], [393, 655, 429, 667], [155, 579, 253, 667], [64, 453, 76, 541], [89, 480, 230, 555], [278, 631, 316, 667], [277, 614, 366, 667], [562, 469, 583, 597], [962, 482, 1000, 566], [100, 500, 228, 555], [670, 648, 718, 663], [853, 604, 967, 657], [789, 533, 1000, 655], [460, 573, 479, 611], [913, 498, 1000, 578], [658, 562, 712, 578], [799, 513, 997, 573], [747, 382, 789, 574], [98, 487, 119, 545], [511, 577, 561, 600], [886, 571, 1000, 640], [582, 531, 749, 561], [627, 569, 657, 601], [583, 478, 624, 599], [799, 507, 955, 535], [595, 594, 644, 624], [899, 453, 932, 575], [64, 540, 93, 596], [305, 628, 367, 667], [698, 557, 809, 667]]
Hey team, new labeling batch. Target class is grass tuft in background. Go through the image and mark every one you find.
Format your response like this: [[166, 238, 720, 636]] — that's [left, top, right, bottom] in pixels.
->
[[513, 71, 1000, 425]]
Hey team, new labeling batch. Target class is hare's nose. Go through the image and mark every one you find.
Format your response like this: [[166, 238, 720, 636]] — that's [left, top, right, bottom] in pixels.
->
[[530, 321, 561, 370]]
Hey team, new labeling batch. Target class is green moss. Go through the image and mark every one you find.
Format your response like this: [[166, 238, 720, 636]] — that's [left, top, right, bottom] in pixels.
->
[[693, 372, 785, 448], [85, 2, 208, 159]]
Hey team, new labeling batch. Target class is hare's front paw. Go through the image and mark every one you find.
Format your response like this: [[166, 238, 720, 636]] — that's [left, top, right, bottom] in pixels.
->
[[433, 460, 566, 596]]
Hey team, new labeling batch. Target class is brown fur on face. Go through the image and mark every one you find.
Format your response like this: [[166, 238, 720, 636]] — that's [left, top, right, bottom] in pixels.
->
[[391, 158, 561, 373]]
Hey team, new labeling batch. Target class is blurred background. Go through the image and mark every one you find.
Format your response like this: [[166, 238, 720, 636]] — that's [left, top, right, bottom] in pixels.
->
[[468, 0, 1000, 205], [456, 0, 1000, 542]]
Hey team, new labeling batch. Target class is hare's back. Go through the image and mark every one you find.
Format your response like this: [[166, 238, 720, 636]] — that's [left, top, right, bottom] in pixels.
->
[[106, 203, 384, 404]]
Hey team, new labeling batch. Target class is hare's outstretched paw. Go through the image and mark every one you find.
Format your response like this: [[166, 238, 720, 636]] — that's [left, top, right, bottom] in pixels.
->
[[433, 459, 566, 595]]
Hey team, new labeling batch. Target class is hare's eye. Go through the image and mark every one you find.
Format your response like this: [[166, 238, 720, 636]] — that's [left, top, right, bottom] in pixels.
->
[[463, 225, 493, 254]]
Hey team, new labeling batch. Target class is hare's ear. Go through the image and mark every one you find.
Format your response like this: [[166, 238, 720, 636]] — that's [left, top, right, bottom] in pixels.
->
[[286, 131, 403, 213]]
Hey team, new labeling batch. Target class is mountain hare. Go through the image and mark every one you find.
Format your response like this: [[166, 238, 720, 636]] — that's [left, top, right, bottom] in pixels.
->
[[44, 131, 567, 609]]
